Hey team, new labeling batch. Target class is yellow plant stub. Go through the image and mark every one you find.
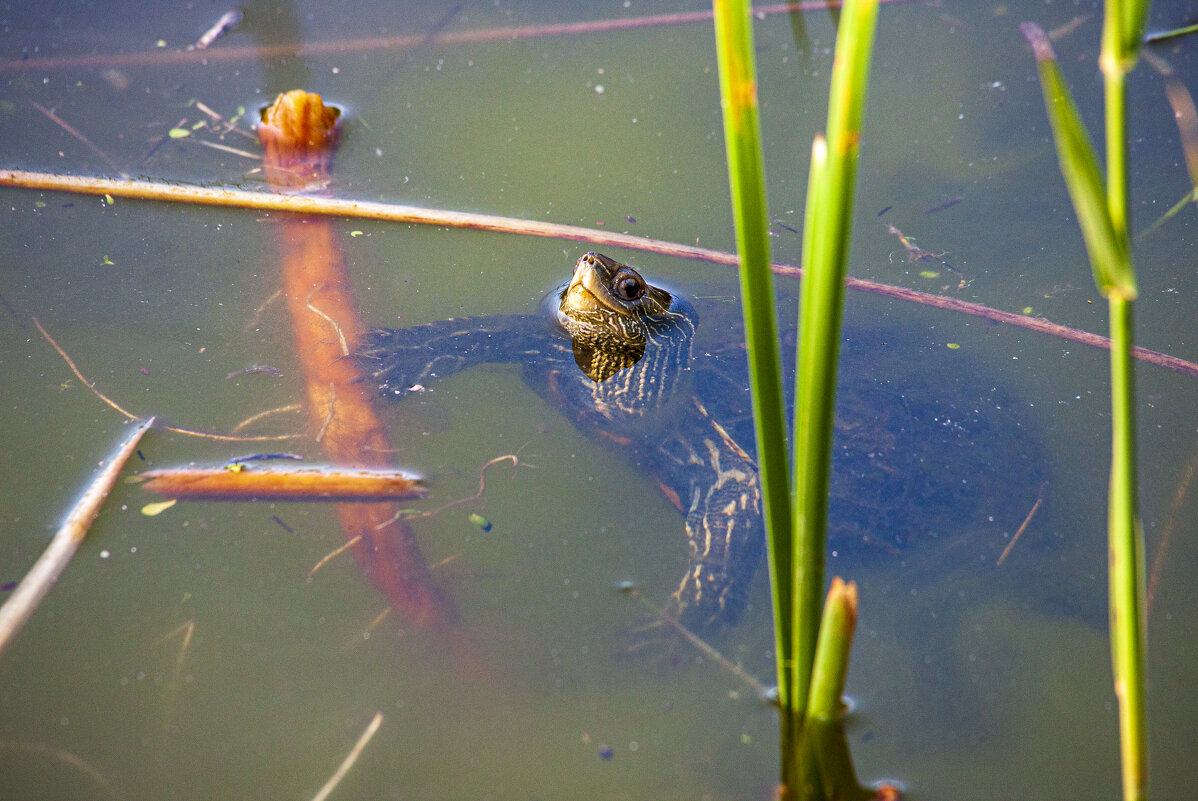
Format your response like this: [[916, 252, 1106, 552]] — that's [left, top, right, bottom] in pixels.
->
[[257, 90, 341, 189], [141, 499, 177, 516]]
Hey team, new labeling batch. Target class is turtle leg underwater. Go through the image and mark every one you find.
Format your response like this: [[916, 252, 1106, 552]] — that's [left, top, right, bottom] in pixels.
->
[[648, 396, 765, 632], [359, 314, 542, 396]]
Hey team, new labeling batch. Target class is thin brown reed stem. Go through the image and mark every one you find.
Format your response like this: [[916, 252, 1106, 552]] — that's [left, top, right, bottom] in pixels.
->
[[0, 2, 912, 74], [9, 169, 1195, 381]]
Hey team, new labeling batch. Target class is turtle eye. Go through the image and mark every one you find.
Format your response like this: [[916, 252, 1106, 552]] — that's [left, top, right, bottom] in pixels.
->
[[613, 271, 646, 302]]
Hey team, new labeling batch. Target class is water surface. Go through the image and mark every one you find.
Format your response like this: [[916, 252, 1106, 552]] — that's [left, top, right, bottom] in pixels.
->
[[1, 2, 1197, 799]]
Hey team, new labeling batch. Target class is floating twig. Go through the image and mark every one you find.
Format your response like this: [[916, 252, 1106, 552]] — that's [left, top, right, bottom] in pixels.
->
[[226, 365, 283, 379], [138, 466, 426, 501], [231, 403, 302, 433], [193, 138, 262, 160], [0, 741, 118, 799], [306, 286, 350, 357], [1147, 435, 1198, 613], [1047, 14, 1091, 41], [340, 606, 394, 651], [245, 289, 283, 330], [378, 454, 526, 530], [628, 589, 769, 700], [309, 535, 363, 577], [7, 171, 1198, 380], [33, 316, 301, 442], [190, 10, 243, 51], [0, 417, 154, 658], [997, 482, 1048, 566], [157, 619, 195, 736], [0, 2, 914, 74], [30, 101, 124, 174], [33, 316, 140, 420], [309, 712, 383, 801], [923, 194, 963, 215], [314, 382, 337, 443]]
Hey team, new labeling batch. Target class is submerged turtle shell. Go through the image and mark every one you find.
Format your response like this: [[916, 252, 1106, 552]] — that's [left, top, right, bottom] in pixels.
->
[[360, 253, 1043, 633]]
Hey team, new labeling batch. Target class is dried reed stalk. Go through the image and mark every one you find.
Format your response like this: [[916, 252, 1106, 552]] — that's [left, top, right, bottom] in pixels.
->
[[0, 417, 154, 658], [139, 466, 426, 501], [5, 168, 1196, 380]]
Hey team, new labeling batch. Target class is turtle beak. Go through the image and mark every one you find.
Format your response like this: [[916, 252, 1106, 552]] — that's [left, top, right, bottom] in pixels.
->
[[569, 253, 626, 313]]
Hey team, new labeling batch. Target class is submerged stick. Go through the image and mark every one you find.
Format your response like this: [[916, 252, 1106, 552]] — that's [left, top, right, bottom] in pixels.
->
[[138, 466, 426, 501], [7, 169, 1197, 380], [0, 417, 154, 658], [0, 741, 118, 799], [997, 482, 1048, 566], [33, 316, 300, 442], [309, 712, 383, 801], [0, 2, 912, 74]]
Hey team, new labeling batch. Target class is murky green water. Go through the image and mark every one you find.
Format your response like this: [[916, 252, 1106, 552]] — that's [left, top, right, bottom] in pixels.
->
[[1, 1, 1197, 798]]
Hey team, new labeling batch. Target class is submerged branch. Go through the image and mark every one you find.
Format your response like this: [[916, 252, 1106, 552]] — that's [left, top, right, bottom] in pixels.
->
[[32, 316, 301, 442], [309, 712, 383, 801], [5, 169, 1197, 380], [138, 466, 426, 501], [0, 417, 154, 658]]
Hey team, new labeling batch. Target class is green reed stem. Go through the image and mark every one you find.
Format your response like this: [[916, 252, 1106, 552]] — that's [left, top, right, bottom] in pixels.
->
[[1102, 4, 1150, 799], [792, 0, 877, 721], [1108, 295, 1147, 801], [806, 578, 858, 722], [711, 0, 795, 709], [1024, 3, 1149, 796]]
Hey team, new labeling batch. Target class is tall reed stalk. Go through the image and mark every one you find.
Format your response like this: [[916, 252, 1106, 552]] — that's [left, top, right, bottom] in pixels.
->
[[1022, 0, 1150, 796], [792, 0, 876, 722], [712, 0, 877, 765], [712, 0, 796, 711]]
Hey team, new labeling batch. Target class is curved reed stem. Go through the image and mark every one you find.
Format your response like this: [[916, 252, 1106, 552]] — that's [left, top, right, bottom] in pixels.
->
[[4, 168, 1197, 380]]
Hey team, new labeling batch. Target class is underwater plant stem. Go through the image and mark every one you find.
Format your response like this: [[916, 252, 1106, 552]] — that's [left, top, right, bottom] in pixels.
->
[[1108, 295, 1147, 801], [712, 0, 795, 711], [792, 0, 877, 721]]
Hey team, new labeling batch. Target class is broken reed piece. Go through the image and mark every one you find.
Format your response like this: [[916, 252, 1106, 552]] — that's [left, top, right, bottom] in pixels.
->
[[0, 417, 155, 659], [138, 466, 426, 501], [257, 90, 341, 189]]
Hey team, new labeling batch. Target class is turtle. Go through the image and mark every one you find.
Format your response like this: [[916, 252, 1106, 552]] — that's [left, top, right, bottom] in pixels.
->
[[359, 252, 1042, 633]]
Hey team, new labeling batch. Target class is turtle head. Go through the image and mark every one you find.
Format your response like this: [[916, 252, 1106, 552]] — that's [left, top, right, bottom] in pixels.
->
[[560, 251, 676, 324], [554, 252, 696, 394]]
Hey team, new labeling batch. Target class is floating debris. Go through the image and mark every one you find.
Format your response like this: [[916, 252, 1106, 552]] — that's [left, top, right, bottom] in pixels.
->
[[138, 466, 426, 501], [141, 499, 178, 516], [0, 417, 154, 657], [191, 10, 243, 51], [924, 194, 963, 214], [226, 452, 304, 465], [226, 365, 283, 379]]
